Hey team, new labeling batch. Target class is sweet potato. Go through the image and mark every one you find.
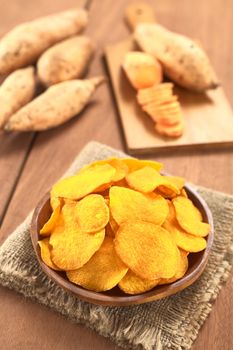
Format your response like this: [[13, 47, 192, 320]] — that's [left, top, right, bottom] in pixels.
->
[[0, 66, 36, 129], [155, 120, 184, 138], [5, 77, 104, 132], [0, 8, 88, 75], [122, 51, 162, 89], [134, 23, 219, 91], [37, 35, 94, 87]]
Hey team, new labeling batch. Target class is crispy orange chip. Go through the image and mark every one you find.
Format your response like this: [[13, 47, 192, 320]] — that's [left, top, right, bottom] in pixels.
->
[[50, 195, 61, 211], [159, 249, 188, 284], [75, 194, 109, 233], [66, 237, 128, 292], [126, 166, 180, 194], [40, 204, 61, 236], [105, 223, 115, 237], [163, 202, 207, 252], [157, 176, 185, 199], [109, 211, 119, 234], [180, 188, 188, 198], [118, 270, 160, 294], [51, 164, 116, 200], [105, 198, 118, 237], [173, 196, 210, 237], [50, 203, 105, 270], [164, 176, 185, 190], [114, 220, 179, 279], [156, 186, 176, 199], [63, 198, 77, 205], [80, 158, 128, 182], [104, 197, 109, 205], [110, 186, 169, 226], [38, 238, 61, 271], [122, 158, 163, 173]]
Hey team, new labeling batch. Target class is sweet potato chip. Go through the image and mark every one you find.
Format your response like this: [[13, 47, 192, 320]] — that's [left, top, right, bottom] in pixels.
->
[[109, 211, 119, 233], [50, 203, 105, 270], [80, 158, 128, 182], [51, 164, 116, 200], [157, 176, 185, 199], [118, 270, 160, 294], [105, 198, 118, 236], [126, 166, 180, 195], [110, 186, 169, 226], [165, 176, 185, 190], [40, 204, 61, 236], [159, 249, 188, 284], [173, 196, 210, 237], [50, 195, 61, 211], [122, 158, 163, 173], [66, 237, 128, 292], [163, 202, 207, 252], [63, 198, 77, 205], [104, 197, 109, 205], [114, 178, 129, 187], [75, 194, 109, 233], [114, 220, 179, 279], [156, 186, 176, 199], [38, 238, 61, 271], [105, 223, 115, 237], [180, 188, 188, 198], [93, 183, 111, 193]]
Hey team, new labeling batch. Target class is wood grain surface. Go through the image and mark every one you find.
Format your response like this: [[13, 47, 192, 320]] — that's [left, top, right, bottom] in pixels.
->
[[0, 0, 233, 349]]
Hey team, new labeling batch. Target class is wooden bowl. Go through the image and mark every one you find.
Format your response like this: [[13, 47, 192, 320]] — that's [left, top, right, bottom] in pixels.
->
[[30, 184, 214, 306]]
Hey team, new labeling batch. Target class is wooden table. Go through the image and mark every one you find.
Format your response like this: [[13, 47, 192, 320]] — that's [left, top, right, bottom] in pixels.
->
[[0, 0, 232, 349]]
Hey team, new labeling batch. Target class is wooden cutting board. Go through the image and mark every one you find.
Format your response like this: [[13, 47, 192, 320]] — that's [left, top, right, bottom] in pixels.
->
[[105, 38, 233, 155]]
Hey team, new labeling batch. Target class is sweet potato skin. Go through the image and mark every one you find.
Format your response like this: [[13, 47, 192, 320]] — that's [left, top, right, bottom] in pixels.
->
[[5, 77, 104, 132], [37, 36, 95, 87], [0, 8, 88, 75], [0, 66, 36, 129], [135, 23, 219, 92]]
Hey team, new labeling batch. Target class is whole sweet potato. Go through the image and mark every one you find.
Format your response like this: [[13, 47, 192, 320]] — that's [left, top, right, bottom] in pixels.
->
[[5, 77, 104, 132], [38, 36, 95, 87], [0, 8, 88, 75], [0, 66, 36, 129], [135, 23, 219, 92]]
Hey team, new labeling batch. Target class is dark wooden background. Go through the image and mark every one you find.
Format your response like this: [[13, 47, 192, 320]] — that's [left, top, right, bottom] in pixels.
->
[[0, 0, 232, 349]]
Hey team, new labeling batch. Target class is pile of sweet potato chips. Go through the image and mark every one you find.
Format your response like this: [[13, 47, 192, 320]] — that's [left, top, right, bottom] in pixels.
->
[[38, 158, 210, 294]]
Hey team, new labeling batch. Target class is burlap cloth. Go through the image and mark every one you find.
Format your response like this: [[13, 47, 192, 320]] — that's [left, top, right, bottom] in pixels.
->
[[0, 142, 233, 350]]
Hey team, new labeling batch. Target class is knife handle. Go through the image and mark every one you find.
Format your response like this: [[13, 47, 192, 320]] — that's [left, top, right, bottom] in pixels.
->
[[125, 2, 156, 31]]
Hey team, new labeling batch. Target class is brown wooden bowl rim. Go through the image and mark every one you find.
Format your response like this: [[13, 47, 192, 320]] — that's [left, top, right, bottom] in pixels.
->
[[30, 184, 214, 306]]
